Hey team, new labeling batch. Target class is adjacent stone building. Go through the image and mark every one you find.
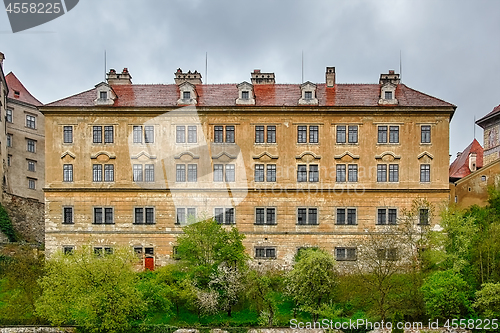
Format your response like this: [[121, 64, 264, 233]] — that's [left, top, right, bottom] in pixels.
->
[[41, 67, 456, 267], [477, 104, 500, 165]]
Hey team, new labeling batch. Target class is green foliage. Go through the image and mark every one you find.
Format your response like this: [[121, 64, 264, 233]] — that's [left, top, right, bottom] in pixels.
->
[[246, 269, 284, 326], [36, 246, 149, 333], [0, 204, 16, 242], [474, 282, 500, 317], [153, 265, 196, 317], [0, 245, 45, 324], [286, 247, 337, 321], [421, 269, 472, 320], [176, 219, 248, 288]]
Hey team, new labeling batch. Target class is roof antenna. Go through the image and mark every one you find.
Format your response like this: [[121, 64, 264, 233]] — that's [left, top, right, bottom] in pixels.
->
[[301, 50, 304, 83], [399, 50, 402, 83], [474, 115, 476, 139], [104, 50, 106, 83], [205, 52, 208, 84]]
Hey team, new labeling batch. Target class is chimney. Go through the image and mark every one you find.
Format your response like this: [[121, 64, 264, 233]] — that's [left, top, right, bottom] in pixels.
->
[[469, 153, 477, 172], [326, 67, 335, 87], [174, 68, 202, 85], [251, 69, 275, 84], [106, 68, 132, 85], [0, 52, 4, 68], [379, 70, 400, 85]]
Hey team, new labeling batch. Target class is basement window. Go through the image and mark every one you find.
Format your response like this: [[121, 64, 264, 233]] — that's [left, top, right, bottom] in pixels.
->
[[481, 175, 487, 181]]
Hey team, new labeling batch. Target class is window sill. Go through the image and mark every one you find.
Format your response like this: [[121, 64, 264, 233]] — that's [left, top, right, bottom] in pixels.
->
[[335, 223, 358, 226], [296, 223, 319, 226], [254, 223, 277, 226], [336, 142, 358, 145], [255, 257, 277, 260], [93, 223, 115, 225], [336, 258, 357, 261], [133, 223, 156, 225]]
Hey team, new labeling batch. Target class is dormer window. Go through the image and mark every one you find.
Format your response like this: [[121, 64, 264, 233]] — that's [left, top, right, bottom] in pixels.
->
[[299, 82, 318, 105], [236, 82, 255, 105], [177, 82, 197, 105], [378, 71, 399, 105], [94, 82, 116, 106], [385, 91, 392, 100]]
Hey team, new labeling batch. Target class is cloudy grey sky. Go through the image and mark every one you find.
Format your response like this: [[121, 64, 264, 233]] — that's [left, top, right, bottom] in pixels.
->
[[1, 0, 499, 158]]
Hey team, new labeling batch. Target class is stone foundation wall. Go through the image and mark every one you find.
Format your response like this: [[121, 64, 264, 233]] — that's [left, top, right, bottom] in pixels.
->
[[1, 192, 44, 244], [0, 327, 75, 333]]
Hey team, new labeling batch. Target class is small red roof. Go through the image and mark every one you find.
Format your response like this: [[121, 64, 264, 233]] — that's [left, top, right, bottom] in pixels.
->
[[6, 72, 42, 107], [449, 139, 483, 179], [46, 82, 455, 109], [476, 104, 500, 127]]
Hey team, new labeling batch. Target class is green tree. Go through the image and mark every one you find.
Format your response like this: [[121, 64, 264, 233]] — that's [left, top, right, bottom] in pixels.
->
[[36, 246, 147, 333], [474, 282, 500, 318], [286, 247, 337, 322], [420, 269, 472, 320], [153, 264, 196, 317], [246, 269, 284, 327], [176, 219, 248, 287], [0, 245, 45, 324]]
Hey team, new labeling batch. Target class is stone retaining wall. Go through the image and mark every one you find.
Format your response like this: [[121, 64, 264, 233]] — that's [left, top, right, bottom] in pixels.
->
[[1, 192, 44, 243], [0, 327, 75, 333]]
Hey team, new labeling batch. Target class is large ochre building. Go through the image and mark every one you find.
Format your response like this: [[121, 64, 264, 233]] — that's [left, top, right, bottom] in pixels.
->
[[41, 67, 455, 268]]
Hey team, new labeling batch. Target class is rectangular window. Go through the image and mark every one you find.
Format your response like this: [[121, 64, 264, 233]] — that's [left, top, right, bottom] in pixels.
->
[[145, 164, 155, 182], [297, 208, 318, 225], [421, 125, 431, 143], [104, 164, 114, 182], [378, 248, 398, 261], [183, 91, 191, 99], [309, 164, 319, 182], [255, 208, 276, 225], [297, 164, 307, 182], [225, 164, 235, 182], [378, 126, 387, 143], [133, 126, 143, 143], [94, 207, 103, 224], [214, 126, 223, 143], [176, 126, 186, 143], [7, 155, 11, 167], [336, 248, 357, 261], [176, 208, 186, 224], [134, 208, 144, 224], [267, 126, 276, 143], [377, 208, 386, 225], [104, 126, 114, 143], [377, 164, 387, 182], [6, 134, 12, 147], [378, 208, 397, 225], [388, 209, 397, 224], [28, 178, 36, 189], [187, 164, 197, 182], [176, 164, 186, 182], [267, 164, 276, 182], [336, 164, 346, 182], [389, 126, 399, 143], [144, 126, 154, 143], [93, 126, 102, 143], [385, 91, 393, 99], [27, 139, 36, 153], [305, 91, 312, 99], [6, 109, 12, 123], [93, 164, 102, 182], [225, 126, 235, 143], [63, 164, 73, 182], [63, 207, 73, 224], [309, 126, 319, 143], [389, 164, 399, 182], [347, 208, 356, 225], [105, 208, 113, 224], [214, 208, 224, 224], [225, 208, 234, 224], [100, 91, 108, 100], [188, 126, 197, 143], [336, 208, 358, 225], [255, 164, 264, 182], [420, 164, 430, 182], [348, 164, 358, 182], [26, 115, 36, 129], [145, 208, 154, 224], [348, 126, 358, 143], [27, 160, 36, 172], [63, 246, 75, 255], [336, 208, 346, 225], [255, 126, 265, 143], [63, 126, 73, 143], [214, 164, 223, 182], [297, 126, 307, 143], [241, 91, 249, 99], [336, 125, 346, 143], [419, 208, 429, 225], [135, 207, 154, 224], [255, 247, 276, 259], [133, 164, 143, 182]]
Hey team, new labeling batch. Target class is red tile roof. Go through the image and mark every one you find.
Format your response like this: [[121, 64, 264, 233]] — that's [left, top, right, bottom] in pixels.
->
[[476, 104, 500, 127], [6, 72, 42, 106], [449, 139, 483, 179], [46, 82, 455, 108]]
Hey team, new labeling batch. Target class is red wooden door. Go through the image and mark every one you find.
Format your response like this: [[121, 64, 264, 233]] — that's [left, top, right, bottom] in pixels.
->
[[144, 257, 154, 271]]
